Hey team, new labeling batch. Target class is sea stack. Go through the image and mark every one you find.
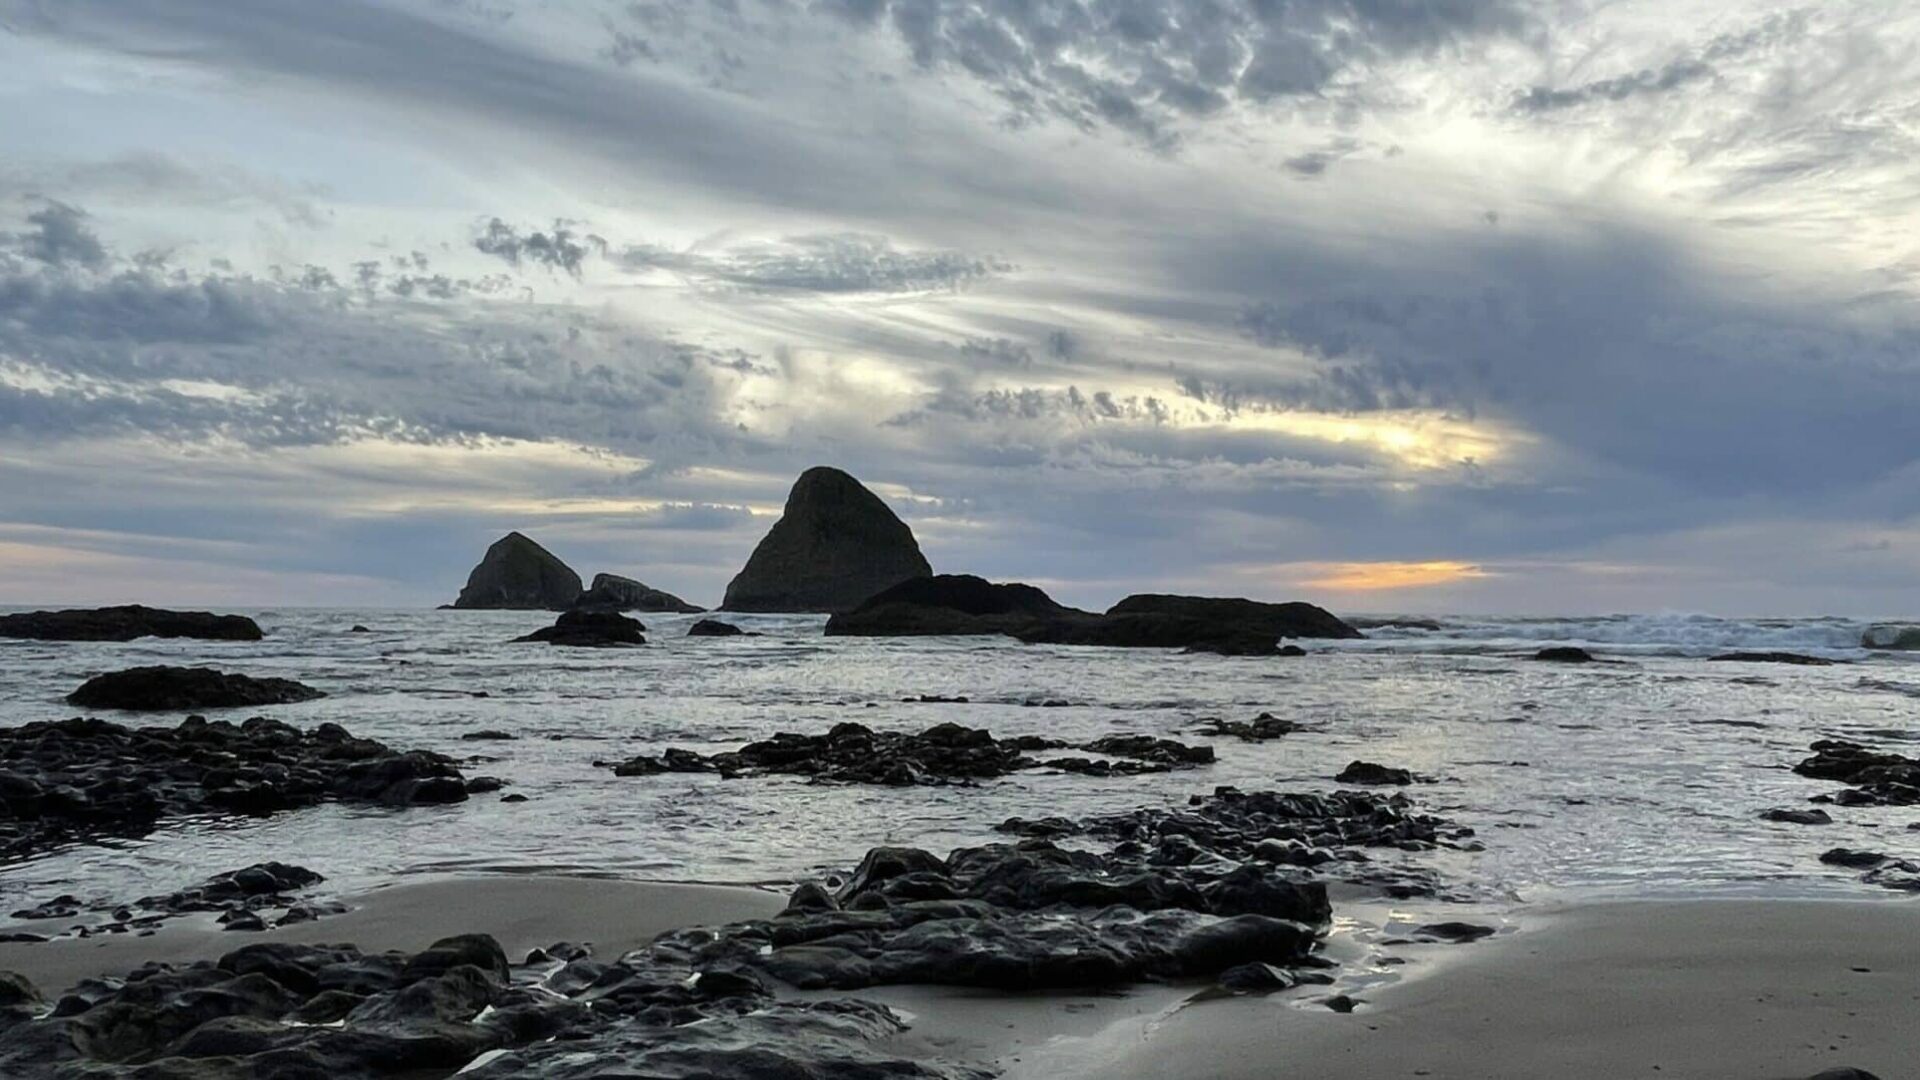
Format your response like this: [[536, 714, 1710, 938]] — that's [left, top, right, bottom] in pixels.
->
[[721, 466, 932, 613], [451, 532, 583, 611], [573, 573, 702, 614]]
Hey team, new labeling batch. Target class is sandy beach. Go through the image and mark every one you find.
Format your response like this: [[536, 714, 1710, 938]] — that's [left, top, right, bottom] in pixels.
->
[[6, 878, 1909, 1079]]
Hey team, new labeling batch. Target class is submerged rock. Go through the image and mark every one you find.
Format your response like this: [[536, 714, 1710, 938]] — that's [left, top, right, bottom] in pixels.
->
[[1195, 713, 1305, 741], [722, 466, 932, 613], [0, 715, 468, 860], [604, 721, 1213, 786], [67, 667, 325, 711], [1533, 646, 1596, 662], [572, 572, 702, 614], [0, 605, 263, 643], [1761, 807, 1833, 825], [513, 610, 646, 648], [451, 531, 583, 611]]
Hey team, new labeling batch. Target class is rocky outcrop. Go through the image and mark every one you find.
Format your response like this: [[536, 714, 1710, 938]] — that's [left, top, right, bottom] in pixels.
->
[[1794, 740, 1920, 806], [450, 532, 583, 610], [67, 667, 325, 711], [10, 863, 333, 938], [825, 575, 1083, 636], [1533, 646, 1596, 662], [512, 610, 645, 648], [0, 605, 263, 642], [0, 716, 470, 860], [1104, 595, 1362, 640], [722, 467, 932, 613], [572, 572, 702, 613], [688, 618, 751, 637], [1335, 761, 1415, 786], [604, 721, 1213, 785]]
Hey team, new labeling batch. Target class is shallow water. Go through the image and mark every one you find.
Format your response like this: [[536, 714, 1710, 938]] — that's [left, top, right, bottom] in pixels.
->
[[2, 609, 1917, 923]]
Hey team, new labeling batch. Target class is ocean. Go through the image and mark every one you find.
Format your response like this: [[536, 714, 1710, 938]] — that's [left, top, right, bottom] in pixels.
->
[[3, 609, 1916, 923]]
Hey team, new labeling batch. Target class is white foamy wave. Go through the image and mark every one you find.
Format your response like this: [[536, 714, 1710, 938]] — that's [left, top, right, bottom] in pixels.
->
[[1337, 613, 1887, 658]]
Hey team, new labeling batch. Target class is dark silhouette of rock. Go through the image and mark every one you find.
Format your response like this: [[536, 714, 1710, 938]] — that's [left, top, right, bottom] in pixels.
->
[[67, 667, 325, 711], [0, 716, 468, 860], [1335, 761, 1415, 786], [604, 721, 1212, 785], [722, 466, 931, 613], [1411, 921, 1495, 943], [1195, 713, 1305, 741], [0, 605, 262, 642], [1105, 594, 1362, 639], [826, 575, 1082, 636], [1761, 807, 1832, 825], [1794, 740, 1920, 806], [688, 618, 751, 637], [572, 572, 702, 613], [512, 610, 645, 648], [1709, 651, 1838, 665], [1534, 646, 1596, 662], [451, 531, 582, 610]]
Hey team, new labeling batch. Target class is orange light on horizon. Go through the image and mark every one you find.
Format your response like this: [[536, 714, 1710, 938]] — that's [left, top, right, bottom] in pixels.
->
[[1296, 560, 1489, 591]]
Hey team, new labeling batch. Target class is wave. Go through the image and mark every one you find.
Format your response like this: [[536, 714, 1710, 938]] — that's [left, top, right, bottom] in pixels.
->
[[1335, 612, 1891, 658]]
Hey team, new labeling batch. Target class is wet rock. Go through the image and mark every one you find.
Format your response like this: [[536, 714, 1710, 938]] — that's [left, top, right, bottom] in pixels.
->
[[825, 574, 1080, 637], [1761, 807, 1833, 825], [1411, 921, 1495, 943], [0, 605, 264, 643], [1793, 740, 1920, 806], [1195, 712, 1304, 741], [1325, 993, 1360, 1013], [1533, 646, 1595, 662], [1819, 848, 1888, 869], [1335, 761, 1415, 786], [462, 729, 517, 741], [67, 667, 325, 711], [688, 618, 750, 637], [605, 722, 1212, 786], [1804, 1070, 1884, 1080], [1217, 961, 1302, 993], [722, 466, 932, 613], [573, 572, 702, 613], [513, 609, 646, 647], [1104, 594, 1361, 640], [451, 531, 583, 610], [1709, 652, 1837, 665], [0, 716, 468, 860], [349, 624, 372, 633]]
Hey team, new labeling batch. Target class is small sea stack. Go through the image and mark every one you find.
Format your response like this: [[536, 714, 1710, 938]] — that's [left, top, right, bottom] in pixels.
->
[[66, 667, 325, 711], [514, 610, 646, 647], [573, 572, 702, 614], [721, 466, 932, 613], [450, 532, 583, 611]]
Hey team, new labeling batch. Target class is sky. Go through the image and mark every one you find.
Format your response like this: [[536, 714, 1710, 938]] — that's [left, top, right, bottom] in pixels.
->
[[1, 0, 1917, 615]]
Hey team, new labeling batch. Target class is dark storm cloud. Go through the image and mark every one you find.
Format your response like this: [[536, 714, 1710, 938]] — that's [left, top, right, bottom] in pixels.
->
[[822, 0, 1535, 142], [473, 218, 608, 277], [4, 200, 109, 269]]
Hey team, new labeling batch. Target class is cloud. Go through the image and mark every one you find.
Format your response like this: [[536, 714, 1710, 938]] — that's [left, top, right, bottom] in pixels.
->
[[3, 199, 108, 268], [473, 217, 607, 276], [622, 233, 1006, 294]]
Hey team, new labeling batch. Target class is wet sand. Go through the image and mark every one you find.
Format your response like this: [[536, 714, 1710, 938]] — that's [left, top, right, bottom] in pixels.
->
[[972, 898, 1919, 1080], [0, 874, 783, 995]]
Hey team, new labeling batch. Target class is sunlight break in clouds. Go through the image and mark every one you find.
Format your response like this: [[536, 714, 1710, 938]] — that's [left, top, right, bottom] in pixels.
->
[[1294, 561, 1493, 592]]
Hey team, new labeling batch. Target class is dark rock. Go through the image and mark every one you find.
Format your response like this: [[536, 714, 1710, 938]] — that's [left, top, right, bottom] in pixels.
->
[[1709, 652, 1837, 665], [462, 729, 517, 741], [67, 666, 325, 711], [1217, 961, 1301, 993], [1325, 993, 1360, 1013], [573, 572, 702, 613], [0, 605, 263, 643], [1195, 712, 1303, 741], [1336, 761, 1415, 786], [1793, 740, 1920, 806], [1803, 1070, 1883, 1080], [826, 574, 1082, 637], [0, 715, 467, 860], [451, 531, 583, 610], [688, 618, 750, 637], [1761, 807, 1833, 825], [606, 722, 1212, 786], [349, 624, 372, 633], [1533, 646, 1595, 662], [1411, 921, 1495, 943], [1819, 848, 1888, 869], [722, 466, 933, 613], [1104, 594, 1361, 640], [513, 609, 646, 647], [500, 793, 528, 803], [402, 934, 511, 984]]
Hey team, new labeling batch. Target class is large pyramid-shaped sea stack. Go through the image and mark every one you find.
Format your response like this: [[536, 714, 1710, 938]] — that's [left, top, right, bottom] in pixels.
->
[[722, 467, 932, 613], [451, 532, 584, 610]]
